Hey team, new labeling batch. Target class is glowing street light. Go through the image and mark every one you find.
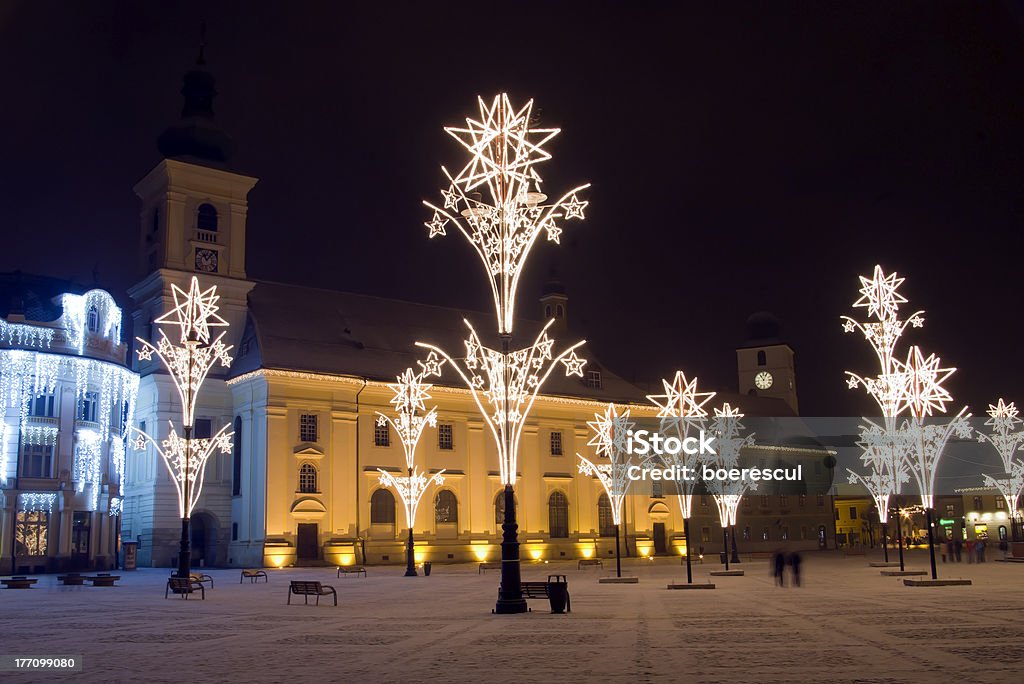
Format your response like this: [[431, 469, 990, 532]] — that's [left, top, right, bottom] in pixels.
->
[[374, 364, 444, 576], [421, 94, 589, 615], [705, 403, 756, 572], [130, 276, 233, 578], [577, 404, 637, 578], [647, 371, 714, 583]]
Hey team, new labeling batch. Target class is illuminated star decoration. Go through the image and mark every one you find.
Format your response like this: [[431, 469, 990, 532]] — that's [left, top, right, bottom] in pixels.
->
[[982, 462, 1024, 523], [136, 276, 233, 428], [705, 403, 757, 528], [423, 94, 591, 334], [416, 318, 586, 486], [847, 420, 910, 525], [377, 366, 440, 471], [131, 421, 233, 518], [853, 265, 908, 321], [130, 276, 235, 520], [578, 404, 637, 527], [155, 276, 229, 345], [647, 371, 716, 519], [976, 398, 1024, 472]]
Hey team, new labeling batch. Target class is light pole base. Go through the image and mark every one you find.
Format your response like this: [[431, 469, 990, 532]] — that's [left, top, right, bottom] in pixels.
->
[[405, 569, 418, 577], [494, 598, 528, 614]]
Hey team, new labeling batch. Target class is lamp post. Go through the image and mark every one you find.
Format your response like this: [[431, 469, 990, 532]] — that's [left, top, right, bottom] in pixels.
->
[[706, 404, 756, 573], [130, 277, 234, 578], [374, 365, 443, 577], [646, 372, 715, 584], [422, 95, 589, 614]]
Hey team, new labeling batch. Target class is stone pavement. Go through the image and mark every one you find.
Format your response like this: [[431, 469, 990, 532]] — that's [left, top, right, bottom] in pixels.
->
[[1, 550, 1020, 683]]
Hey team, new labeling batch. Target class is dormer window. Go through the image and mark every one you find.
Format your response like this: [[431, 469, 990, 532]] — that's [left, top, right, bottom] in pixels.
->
[[87, 305, 99, 333], [585, 370, 603, 389], [757, 350, 767, 366]]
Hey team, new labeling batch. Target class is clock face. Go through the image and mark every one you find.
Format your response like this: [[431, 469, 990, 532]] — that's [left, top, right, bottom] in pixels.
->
[[754, 371, 774, 390], [195, 248, 218, 273]]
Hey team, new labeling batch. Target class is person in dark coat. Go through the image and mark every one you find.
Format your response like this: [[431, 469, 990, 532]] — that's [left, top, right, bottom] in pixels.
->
[[787, 550, 802, 587], [772, 550, 786, 587]]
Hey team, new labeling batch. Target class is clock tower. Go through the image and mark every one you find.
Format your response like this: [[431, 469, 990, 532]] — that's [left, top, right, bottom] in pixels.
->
[[736, 312, 799, 414]]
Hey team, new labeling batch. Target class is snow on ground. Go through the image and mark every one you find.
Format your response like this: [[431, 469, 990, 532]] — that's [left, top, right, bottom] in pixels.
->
[[1, 550, 1021, 683]]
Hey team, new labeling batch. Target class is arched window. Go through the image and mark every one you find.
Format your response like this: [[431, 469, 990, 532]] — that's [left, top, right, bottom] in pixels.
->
[[435, 490, 458, 524], [757, 350, 767, 366], [549, 491, 569, 538], [197, 203, 218, 231], [298, 463, 317, 493], [556, 304, 564, 318], [370, 489, 395, 524], [545, 305, 552, 318], [999, 525, 1008, 541], [232, 416, 242, 496], [972, 496, 983, 510], [597, 493, 615, 537], [495, 491, 518, 529], [87, 305, 99, 333]]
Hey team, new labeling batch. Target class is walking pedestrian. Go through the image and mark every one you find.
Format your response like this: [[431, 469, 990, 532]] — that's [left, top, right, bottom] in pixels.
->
[[954, 538, 962, 562], [966, 539, 975, 563], [772, 549, 786, 587], [977, 538, 986, 563], [788, 550, 802, 587], [999, 538, 1009, 559]]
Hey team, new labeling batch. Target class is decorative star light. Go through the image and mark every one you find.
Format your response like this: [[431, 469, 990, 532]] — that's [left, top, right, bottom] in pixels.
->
[[578, 404, 636, 527], [847, 420, 911, 525], [423, 94, 591, 334], [975, 397, 1024, 479], [853, 265, 908, 321], [131, 421, 233, 518], [705, 403, 757, 528], [893, 346, 956, 419], [417, 318, 586, 486], [155, 276, 229, 345], [983, 462, 1024, 522], [646, 372, 716, 519], [378, 468, 446, 530], [377, 366, 440, 471]]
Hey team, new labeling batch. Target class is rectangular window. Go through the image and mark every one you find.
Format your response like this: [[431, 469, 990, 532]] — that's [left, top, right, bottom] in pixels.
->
[[30, 392, 57, 417], [816, 494, 825, 507], [945, 503, 955, 516], [760, 495, 769, 507], [15, 510, 49, 555], [700, 527, 711, 543], [849, 506, 857, 520], [651, 480, 663, 498], [550, 431, 563, 456], [21, 444, 54, 478], [779, 495, 789, 507], [78, 391, 98, 422], [762, 527, 770, 541], [996, 498, 1005, 509], [232, 522, 238, 541], [700, 495, 708, 508], [801, 526, 808, 540], [585, 370, 603, 389], [742, 526, 751, 541], [194, 418, 212, 439], [799, 494, 807, 507], [781, 526, 789, 541], [835, 508, 840, 520], [374, 421, 390, 447], [300, 413, 318, 443], [438, 423, 454, 450]]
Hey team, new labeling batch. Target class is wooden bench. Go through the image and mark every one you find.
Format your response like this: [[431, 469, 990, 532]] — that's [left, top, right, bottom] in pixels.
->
[[521, 581, 571, 612], [57, 573, 86, 586], [1, 576, 38, 589], [478, 561, 501, 574], [240, 569, 268, 584], [578, 559, 603, 570], [166, 576, 205, 599], [288, 580, 337, 606], [86, 574, 121, 587], [337, 566, 367, 578]]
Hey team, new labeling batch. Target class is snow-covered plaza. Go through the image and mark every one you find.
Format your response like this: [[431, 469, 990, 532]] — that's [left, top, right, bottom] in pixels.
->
[[2, 552, 1021, 683]]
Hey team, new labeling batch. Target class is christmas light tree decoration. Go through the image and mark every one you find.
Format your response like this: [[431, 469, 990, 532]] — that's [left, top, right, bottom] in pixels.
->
[[424, 94, 591, 335], [705, 403, 757, 572], [976, 398, 1024, 472], [377, 469, 447, 532], [416, 319, 586, 487], [129, 275, 235, 578], [983, 463, 1024, 539], [578, 404, 637, 578], [842, 265, 970, 579]]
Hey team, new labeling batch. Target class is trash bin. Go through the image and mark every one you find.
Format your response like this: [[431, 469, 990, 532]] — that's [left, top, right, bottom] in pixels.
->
[[546, 574, 570, 614], [423, 562, 432, 576]]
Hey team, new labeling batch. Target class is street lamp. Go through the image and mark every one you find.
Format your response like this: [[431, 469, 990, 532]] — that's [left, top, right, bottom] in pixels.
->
[[422, 95, 589, 614], [131, 277, 234, 578]]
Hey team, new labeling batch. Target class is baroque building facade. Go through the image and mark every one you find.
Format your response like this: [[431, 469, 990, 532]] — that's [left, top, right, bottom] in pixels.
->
[[0, 274, 138, 573], [122, 55, 835, 569]]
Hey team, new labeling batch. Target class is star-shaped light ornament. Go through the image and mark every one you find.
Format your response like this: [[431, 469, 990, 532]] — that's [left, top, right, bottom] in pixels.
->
[[853, 265, 908, 322], [647, 371, 715, 422], [561, 350, 587, 377], [894, 346, 956, 418], [562, 194, 588, 220], [426, 212, 448, 238], [154, 276, 228, 345]]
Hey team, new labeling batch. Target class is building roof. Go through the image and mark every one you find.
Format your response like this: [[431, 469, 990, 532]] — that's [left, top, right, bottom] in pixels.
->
[[231, 280, 797, 416], [0, 271, 90, 321]]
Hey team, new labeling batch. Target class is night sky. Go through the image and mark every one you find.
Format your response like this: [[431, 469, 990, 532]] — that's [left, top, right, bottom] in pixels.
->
[[2, 1, 1023, 415]]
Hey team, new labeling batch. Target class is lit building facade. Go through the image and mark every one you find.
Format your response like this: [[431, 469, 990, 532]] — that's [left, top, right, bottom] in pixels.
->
[[122, 56, 834, 569], [0, 275, 138, 573]]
